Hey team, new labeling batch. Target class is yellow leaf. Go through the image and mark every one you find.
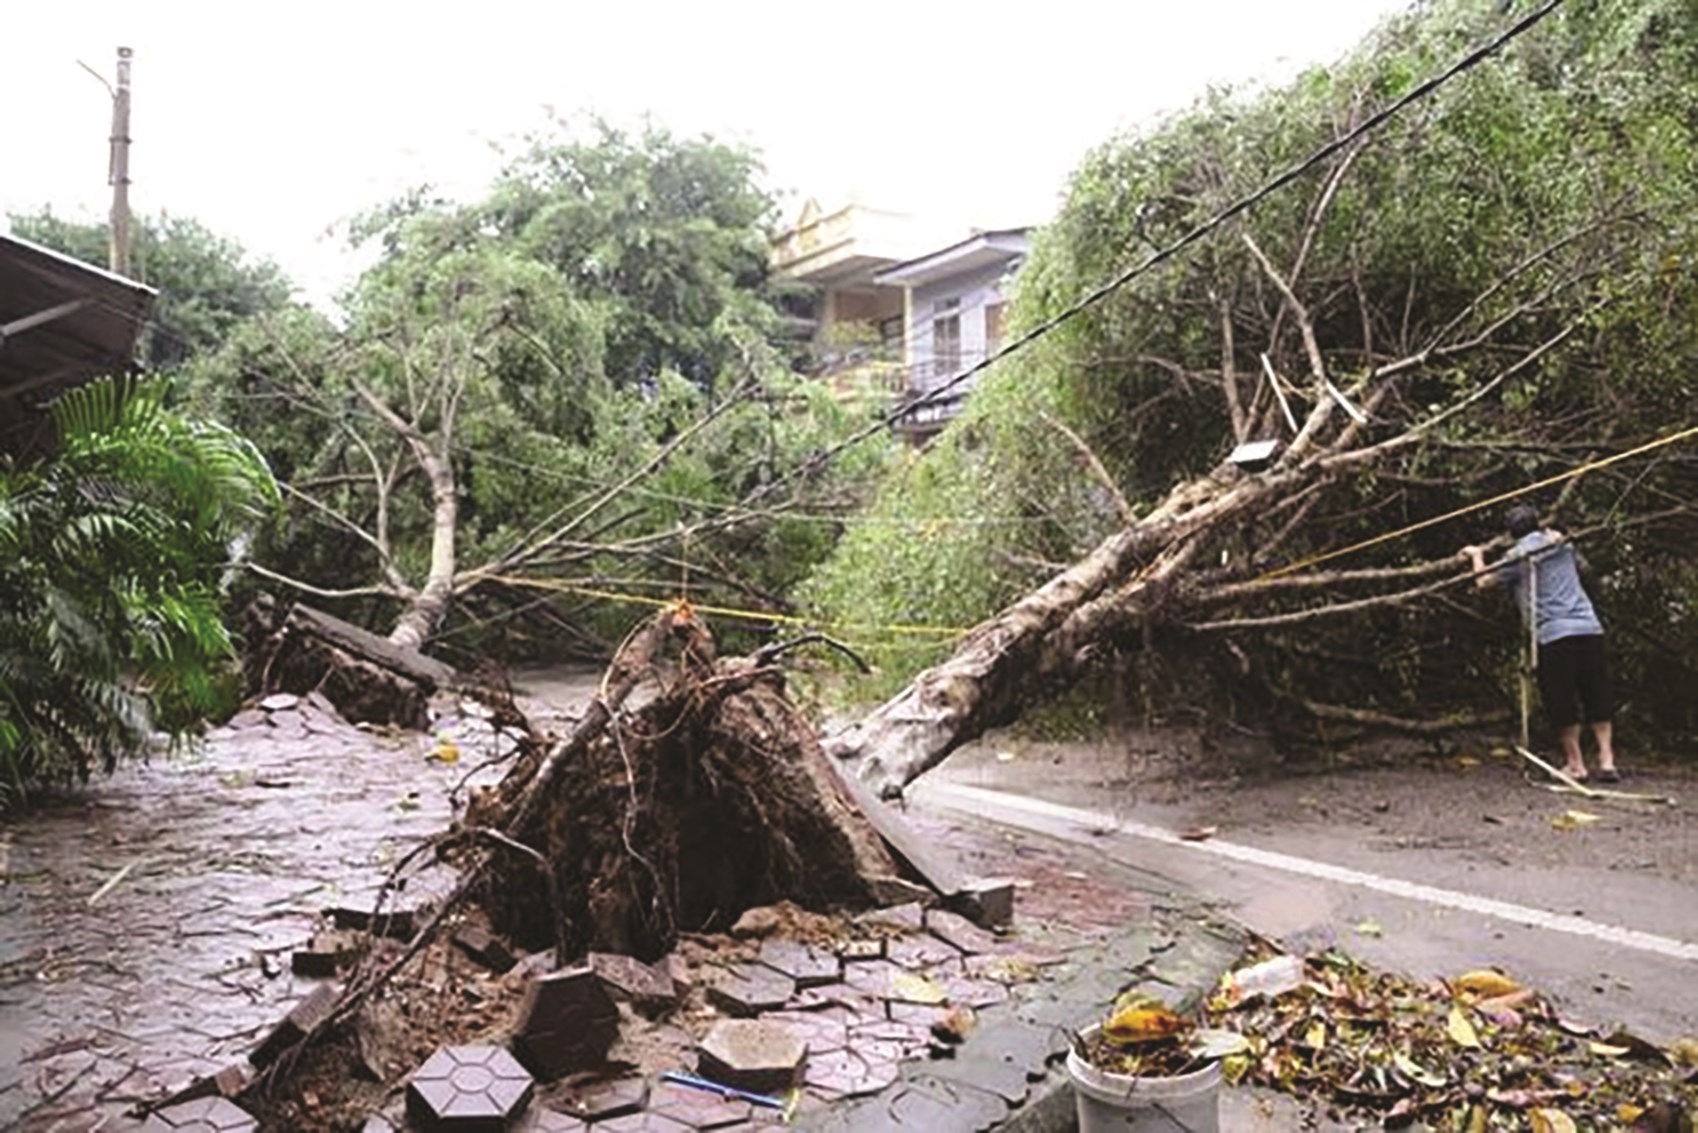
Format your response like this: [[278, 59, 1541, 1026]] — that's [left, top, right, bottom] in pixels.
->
[[1551, 809, 1600, 831], [1447, 1005, 1481, 1048], [1104, 1002, 1189, 1045], [432, 736, 460, 764], [1393, 1051, 1447, 1087], [1528, 1108, 1577, 1133], [1304, 1020, 1327, 1051], [1464, 1105, 1488, 1133], [1669, 1036, 1698, 1067], [1355, 920, 1384, 937], [1453, 969, 1521, 1000], [1617, 1103, 1647, 1122]]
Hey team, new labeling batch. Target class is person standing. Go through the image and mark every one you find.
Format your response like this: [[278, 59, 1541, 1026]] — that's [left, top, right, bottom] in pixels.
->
[[1462, 504, 1620, 782]]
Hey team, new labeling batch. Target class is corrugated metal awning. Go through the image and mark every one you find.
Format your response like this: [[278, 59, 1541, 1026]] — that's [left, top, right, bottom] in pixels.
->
[[0, 232, 156, 456]]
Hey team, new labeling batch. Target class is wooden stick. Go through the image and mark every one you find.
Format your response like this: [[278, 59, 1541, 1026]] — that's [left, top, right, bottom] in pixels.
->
[[1515, 745, 1677, 804], [1514, 744, 1598, 796]]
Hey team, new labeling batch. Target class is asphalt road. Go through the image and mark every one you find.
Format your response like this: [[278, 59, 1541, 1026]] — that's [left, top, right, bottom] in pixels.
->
[[911, 735, 1698, 1046]]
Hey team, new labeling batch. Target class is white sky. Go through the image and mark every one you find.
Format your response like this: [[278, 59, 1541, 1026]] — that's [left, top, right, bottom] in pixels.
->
[[3, 1, 1409, 307]]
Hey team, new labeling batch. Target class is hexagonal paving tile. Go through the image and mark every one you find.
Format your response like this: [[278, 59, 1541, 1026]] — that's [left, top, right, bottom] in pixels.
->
[[512, 1108, 589, 1132], [559, 1076, 647, 1121], [704, 962, 794, 1017], [595, 1112, 693, 1132], [755, 939, 839, 989], [406, 1044, 535, 1132], [803, 1048, 899, 1100], [696, 1019, 807, 1095], [511, 964, 620, 1079], [924, 909, 999, 955], [885, 934, 961, 971], [648, 1079, 754, 1128], [141, 1097, 257, 1132]]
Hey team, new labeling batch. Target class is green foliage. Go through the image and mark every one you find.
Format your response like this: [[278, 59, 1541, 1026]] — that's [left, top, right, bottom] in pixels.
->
[[0, 379, 279, 807], [7, 211, 293, 371], [807, 0, 1698, 743]]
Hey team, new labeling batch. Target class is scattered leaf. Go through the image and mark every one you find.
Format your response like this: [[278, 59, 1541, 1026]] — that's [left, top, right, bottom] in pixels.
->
[[1104, 1001, 1189, 1044], [1551, 809, 1601, 830], [1393, 1051, 1447, 1087], [1669, 1036, 1698, 1068], [1178, 825, 1218, 842], [1189, 1028, 1249, 1059], [1616, 1103, 1646, 1122], [1447, 1005, 1482, 1048], [1355, 920, 1384, 938], [1303, 1020, 1328, 1051], [431, 736, 460, 764], [1589, 1041, 1631, 1058], [1599, 1029, 1672, 1065], [1453, 969, 1521, 1000]]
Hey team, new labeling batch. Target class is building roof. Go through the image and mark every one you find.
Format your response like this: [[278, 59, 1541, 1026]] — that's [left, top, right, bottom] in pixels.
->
[[873, 228, 1031, 287], [0, 232, 156, 455]]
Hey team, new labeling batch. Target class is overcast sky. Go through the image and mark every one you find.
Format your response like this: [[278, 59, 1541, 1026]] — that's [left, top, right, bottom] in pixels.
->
[[4, 1, 1409, 306]]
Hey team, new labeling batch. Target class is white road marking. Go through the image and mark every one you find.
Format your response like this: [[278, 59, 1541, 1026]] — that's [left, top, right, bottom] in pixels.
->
[[915, 781, 1698, 964]]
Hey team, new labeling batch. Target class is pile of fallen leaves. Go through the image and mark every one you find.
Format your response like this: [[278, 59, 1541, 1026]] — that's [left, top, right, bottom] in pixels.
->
[[1081, 944, 1698, 1130]]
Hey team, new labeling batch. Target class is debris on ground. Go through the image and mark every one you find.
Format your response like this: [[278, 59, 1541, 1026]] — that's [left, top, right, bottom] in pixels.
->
[[1077, 936, 1697, 1129]]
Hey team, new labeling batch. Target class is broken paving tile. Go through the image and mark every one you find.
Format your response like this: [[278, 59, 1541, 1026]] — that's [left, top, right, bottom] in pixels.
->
[[855, 902, 924, 932], [885, 934, 962, 971], [756, 939, 839, 989], [589, 951, 677, 1013], [560, 1076, 647, 1120], [803, 1048, 899, 1100], [330, 903, 428, 942], [925, 909, 999, 955], [406, 1044, 534, 1132], [512, 965, 620, 1079], [141, 1096, 257, 1131], [948, 878, 1016, 929], [452, 924, 517, 973], [291, 930, 365, 977], [249, 982, 340, 1067], [785, 982, 883, 1014], [705, 962, 794, 1017], [259, 693, 300, 712], [696, 1019, 807, 1095], [649, 1079, 755, 1128]]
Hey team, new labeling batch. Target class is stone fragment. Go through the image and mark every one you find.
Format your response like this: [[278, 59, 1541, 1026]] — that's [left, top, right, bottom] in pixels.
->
[[924, 909, 999, 955], [259, 693, 300, 711], [660, 952, 693, 993], [931, 1006, 977, 1044], [648, 1078, 755, 1128], [696, 1019, 807, 1095], [452, 924, 517, 973], [559, 1076, 647, 1120], [141, 1096, 257, 1131], [292, 930, 366, 977], [948, 878, 1016, 929], [361, 1117, 399, 1133], [250, 982, 340, 1067], [511, 965, 620, 1079], [330, 903, 428, 942], [589, 951, 678, 1013], [836, 937, 884, 960], [756, 939, 840, 989], [705, 962, 794, 1017], [406, 1044, 534, 1132]]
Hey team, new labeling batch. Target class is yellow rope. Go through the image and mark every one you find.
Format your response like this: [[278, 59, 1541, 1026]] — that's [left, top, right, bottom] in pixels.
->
[[481, 574, 968, 639], [1256, 422, 1698, 582]]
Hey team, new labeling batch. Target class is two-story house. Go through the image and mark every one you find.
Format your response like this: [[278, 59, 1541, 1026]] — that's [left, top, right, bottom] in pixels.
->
[[873, 228, 1029, 442]]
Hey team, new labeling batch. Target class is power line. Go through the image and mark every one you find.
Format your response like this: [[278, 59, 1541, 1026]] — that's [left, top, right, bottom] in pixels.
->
[[773, 0, 1566, 494]]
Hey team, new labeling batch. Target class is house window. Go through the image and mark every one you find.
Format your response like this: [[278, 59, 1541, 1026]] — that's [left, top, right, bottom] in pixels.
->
[[984, 302, 1006, 355], [931, 299, 961, 381]]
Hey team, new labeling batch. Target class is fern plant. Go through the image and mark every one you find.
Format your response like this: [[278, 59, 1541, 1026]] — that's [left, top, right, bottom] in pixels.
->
[[0, 378, 278, 807]]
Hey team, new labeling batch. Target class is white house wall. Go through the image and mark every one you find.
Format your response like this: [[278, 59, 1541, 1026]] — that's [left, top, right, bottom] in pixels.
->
[[907, 260, 1014, 394]]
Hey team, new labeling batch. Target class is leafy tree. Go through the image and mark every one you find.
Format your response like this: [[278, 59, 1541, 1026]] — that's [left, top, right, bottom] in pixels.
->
[[0, 379, 279, 806], [8, 210, 293, 370], [811, 0, 1698, 757]]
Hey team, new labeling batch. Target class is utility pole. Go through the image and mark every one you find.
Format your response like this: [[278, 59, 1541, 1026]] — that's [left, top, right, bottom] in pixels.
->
[[107, 46, 133, 277]]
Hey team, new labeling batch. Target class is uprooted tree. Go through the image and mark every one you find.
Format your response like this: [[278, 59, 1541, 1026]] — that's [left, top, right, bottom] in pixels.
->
[[813, 0, 1698, 794]]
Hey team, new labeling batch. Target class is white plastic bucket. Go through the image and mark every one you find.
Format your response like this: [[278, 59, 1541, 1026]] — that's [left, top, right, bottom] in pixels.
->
[[1066, 1026, 1222, 1132]]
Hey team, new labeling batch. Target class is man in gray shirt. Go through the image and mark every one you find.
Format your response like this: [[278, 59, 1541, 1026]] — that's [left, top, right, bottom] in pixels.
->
[[1462, 505, 1619, 782]]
